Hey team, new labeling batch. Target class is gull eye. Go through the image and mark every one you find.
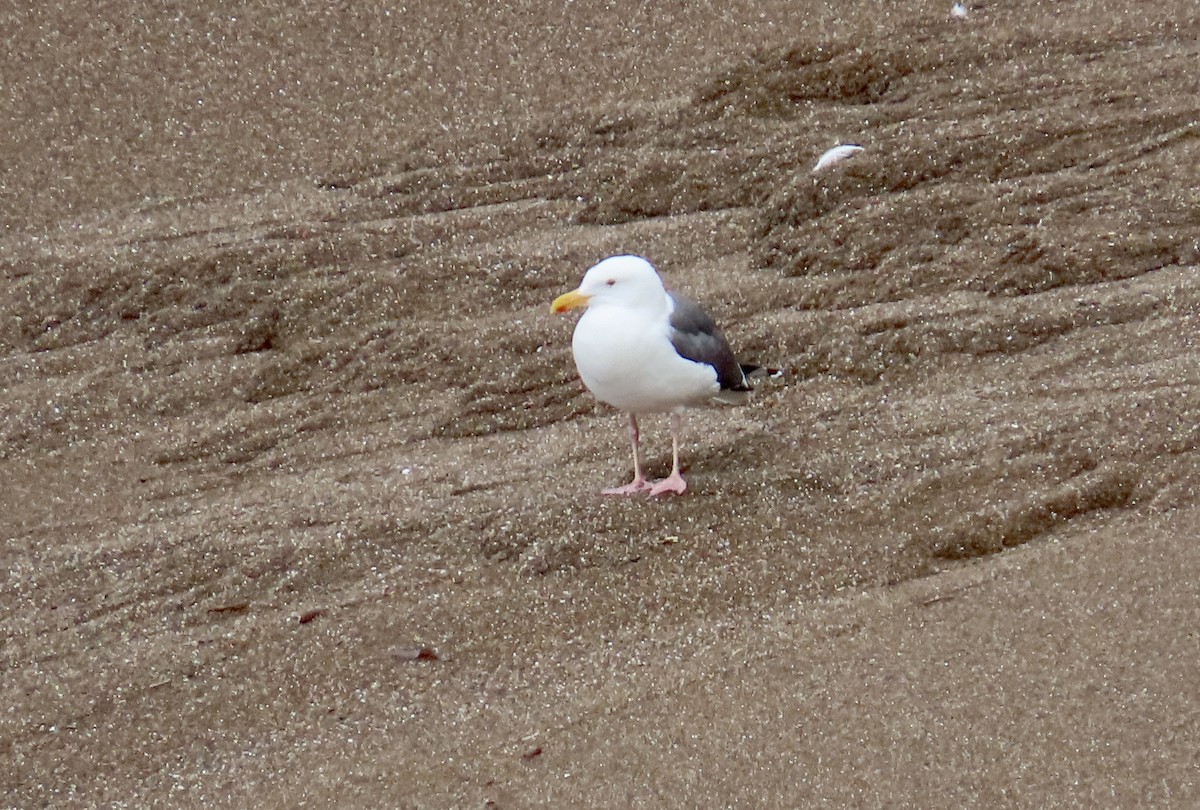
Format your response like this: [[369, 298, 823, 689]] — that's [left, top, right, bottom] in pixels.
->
[[605, 278, 616, 286]]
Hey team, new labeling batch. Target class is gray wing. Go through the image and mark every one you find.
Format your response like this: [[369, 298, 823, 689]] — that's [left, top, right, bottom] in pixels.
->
[[667, 293, 751, 393]]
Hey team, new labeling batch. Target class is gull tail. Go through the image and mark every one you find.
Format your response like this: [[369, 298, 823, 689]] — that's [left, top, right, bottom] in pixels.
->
[[713, 364, 782, 405]]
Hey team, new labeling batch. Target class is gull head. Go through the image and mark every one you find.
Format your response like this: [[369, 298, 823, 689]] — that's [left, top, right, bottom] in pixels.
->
[[551, 255, 668, 314]]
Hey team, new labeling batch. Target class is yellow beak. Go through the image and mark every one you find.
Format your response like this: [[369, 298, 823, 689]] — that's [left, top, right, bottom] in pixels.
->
[[551, 289, 590, 313]]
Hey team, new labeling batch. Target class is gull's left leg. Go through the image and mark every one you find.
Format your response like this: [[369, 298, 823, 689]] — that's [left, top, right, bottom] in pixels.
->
[[649, 412, 688, 496]]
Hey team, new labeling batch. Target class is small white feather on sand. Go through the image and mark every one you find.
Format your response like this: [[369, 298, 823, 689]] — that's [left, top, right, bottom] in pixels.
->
[[951, 3, 969, 19], [813, 144, 864, 173]]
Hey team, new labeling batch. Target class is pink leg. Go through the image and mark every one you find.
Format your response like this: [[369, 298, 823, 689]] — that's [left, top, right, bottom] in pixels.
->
[[649, 413, 688, 496], [602, 413, 653, 495]]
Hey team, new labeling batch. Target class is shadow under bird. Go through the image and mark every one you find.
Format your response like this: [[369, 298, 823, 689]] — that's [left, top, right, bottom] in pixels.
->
[[551, 254, 766, 496]]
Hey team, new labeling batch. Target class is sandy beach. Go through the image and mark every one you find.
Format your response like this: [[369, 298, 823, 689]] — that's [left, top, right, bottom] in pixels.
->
[[3, 0, 1199, 806]]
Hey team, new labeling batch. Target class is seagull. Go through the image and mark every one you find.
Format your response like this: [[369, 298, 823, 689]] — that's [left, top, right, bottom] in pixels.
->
[[551, 255, 759, 496]]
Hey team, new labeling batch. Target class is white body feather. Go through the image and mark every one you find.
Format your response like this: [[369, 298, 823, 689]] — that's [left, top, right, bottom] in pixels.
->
[[573, 295, 720, 413], [813, 144, 864, 173]]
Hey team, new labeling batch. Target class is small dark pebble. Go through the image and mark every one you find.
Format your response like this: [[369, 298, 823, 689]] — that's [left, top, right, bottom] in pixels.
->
[[298, 609, 326, 624], [207, 602, 250, 614], [392, 646, 439, 661]]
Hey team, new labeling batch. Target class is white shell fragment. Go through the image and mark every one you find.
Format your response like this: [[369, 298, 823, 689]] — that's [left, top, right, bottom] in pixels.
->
[[812, 144, 864, 173], [951, 3, 969, 19]]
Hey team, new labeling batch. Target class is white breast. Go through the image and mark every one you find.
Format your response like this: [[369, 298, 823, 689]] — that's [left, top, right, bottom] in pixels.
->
[[572, 305, 719, 413]]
